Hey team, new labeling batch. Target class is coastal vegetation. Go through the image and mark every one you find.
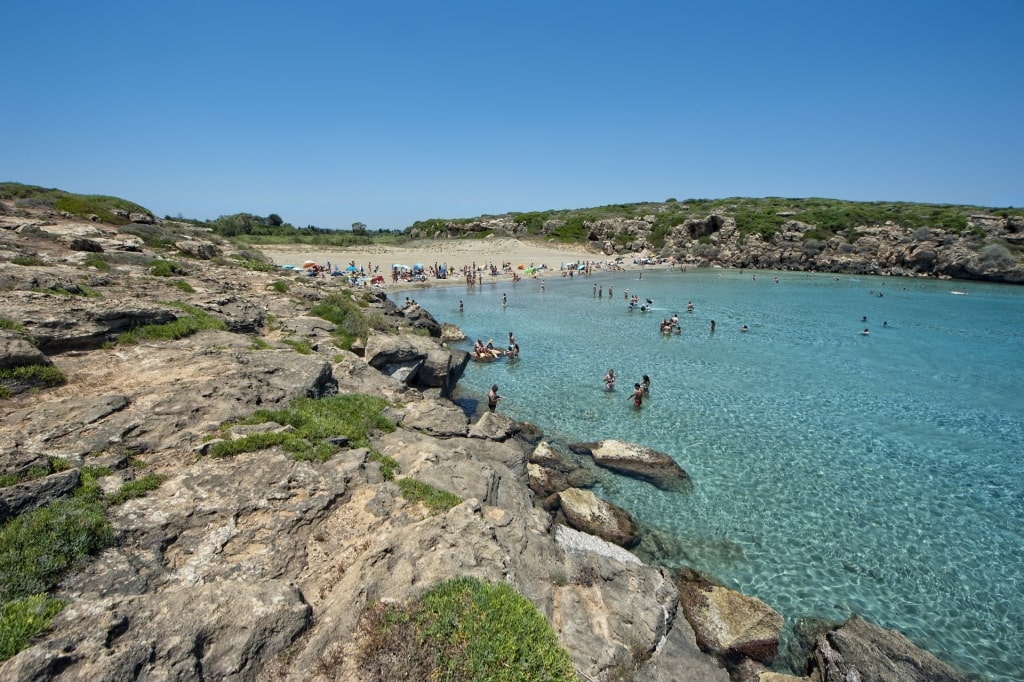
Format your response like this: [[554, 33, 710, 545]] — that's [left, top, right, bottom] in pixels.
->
[[208, 394, 396, 462], [355, 576, 576, 682], [116, 302, 227, 345], [0, 461, 167, 660], [5, 181, 1021, 258], [396, 478, 462, 513], [0, 182, 149, 226]]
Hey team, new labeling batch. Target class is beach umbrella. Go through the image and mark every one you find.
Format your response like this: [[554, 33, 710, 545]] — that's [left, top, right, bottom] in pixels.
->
[[302, 260, 317, 268], [346, 265, 358, 272], [413, 263, 423, 270], [392, 263, 410, 270]]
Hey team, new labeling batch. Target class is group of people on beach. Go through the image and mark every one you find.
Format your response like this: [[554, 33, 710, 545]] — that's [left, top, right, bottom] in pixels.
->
[[603, 369, 650, 409]]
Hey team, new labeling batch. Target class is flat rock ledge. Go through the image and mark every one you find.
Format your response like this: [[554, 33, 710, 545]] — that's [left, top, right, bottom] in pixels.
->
[[569, 438, 692, 492]]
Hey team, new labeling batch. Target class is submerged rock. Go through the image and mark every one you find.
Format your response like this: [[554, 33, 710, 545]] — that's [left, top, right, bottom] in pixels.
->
[[569, 438, 692, 492], [807, 615, 968, 682]]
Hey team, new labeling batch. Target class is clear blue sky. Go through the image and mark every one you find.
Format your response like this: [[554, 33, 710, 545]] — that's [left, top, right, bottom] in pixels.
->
[[4, 1, 1022, 231]]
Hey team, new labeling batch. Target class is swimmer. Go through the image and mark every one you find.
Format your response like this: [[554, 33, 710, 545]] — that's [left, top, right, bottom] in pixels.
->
[[862, 328, 870, 335], [641, 375, 650, 396], [710, 320, 716, 333], [459, 300, 464, 312], [502, 293, 507, 306], [741, 325, 749, 332]]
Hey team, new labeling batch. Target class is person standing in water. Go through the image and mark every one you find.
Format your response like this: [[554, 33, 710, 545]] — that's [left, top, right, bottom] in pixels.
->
[[487, 385, 502, 412], [629, 383, 644, 409], [603, 368, 616, 391], [641, 375, 650, 396], [502, 293, 507, 306]]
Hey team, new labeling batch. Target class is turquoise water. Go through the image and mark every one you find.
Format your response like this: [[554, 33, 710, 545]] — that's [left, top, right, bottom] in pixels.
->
[[413, 268, 1024, 681]]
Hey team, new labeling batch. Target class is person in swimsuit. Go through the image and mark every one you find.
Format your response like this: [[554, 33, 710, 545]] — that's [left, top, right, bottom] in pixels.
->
[[629, 383, 643, 409], [487, 384, 502, 412], [641, 375, 650, 396], [603, 369, 616, 391]]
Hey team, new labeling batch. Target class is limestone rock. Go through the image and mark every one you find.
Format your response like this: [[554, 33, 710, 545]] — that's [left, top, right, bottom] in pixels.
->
[[0, 328, 48, 369], [677, 579, 784, 664], [0, 581, 310, 681], [808, 615, 968, 682], [400, 399, 469, 438], [175, 238, 222, 260], [440, 322, 466, 341], [468, 410, 518, 441], [4, 292, 179, 352], [569, 438, 692, 492], [0, 469, 80, 523], [364, 332, 467, 398], [557, 487, 641, 548]]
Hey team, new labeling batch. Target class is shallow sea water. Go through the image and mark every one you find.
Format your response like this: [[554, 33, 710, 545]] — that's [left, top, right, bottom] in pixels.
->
[[413, 267, 1024, 681]]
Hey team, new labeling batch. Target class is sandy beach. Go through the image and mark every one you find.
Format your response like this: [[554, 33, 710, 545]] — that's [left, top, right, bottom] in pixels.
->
[[258, 237, 645, 291]]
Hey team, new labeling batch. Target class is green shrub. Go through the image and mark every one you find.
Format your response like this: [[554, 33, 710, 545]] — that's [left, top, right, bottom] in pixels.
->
[[82, 254, 109, 270], [209, 394, 395, 461], [0, 364, 67, 392], [149, 259, 184, 277], [281, 338, 313, 355], [397, 478, 461, 513], [107, 474, 167, 506], [368, 451, 399, 481], [269, 280, 290, 293], [0, 496, 113, 603], [117, 303, 226, 344], [250, 336, 273, 350], [171, 279, 195, 293], [0, 595, 66, 661], [312, 293, 396, 348], [356, 577, 576, 682], [11, 256, 46, 267]]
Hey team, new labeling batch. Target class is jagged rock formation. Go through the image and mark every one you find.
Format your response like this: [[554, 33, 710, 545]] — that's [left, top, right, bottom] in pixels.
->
[[408, 210, 1024, 283]]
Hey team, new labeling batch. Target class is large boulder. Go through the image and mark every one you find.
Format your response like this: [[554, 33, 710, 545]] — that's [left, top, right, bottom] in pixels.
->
[[556, 487, 641, 549], [468, 411, 519, 441], [569, 439, 691, 492], [677, 578, 784, 664], [363, 332, 468, 399], [400, 399, 469, 437], [807, 615, 968, 682], [0, 328, 48, 369]]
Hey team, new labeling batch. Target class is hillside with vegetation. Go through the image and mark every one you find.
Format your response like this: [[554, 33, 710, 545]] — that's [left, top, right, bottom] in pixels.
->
[[3, 182, 1023, 282]]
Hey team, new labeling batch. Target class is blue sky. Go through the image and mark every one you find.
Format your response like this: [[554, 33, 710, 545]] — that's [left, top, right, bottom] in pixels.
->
[[4, 1, 1022, 230]]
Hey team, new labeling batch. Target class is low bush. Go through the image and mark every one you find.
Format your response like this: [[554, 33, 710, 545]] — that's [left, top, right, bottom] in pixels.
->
[[149, 259, 184, 277], [356, 576, 576, 681], [397, 478, 461, 513], [107, 474, 167, 506], [117, 302, 226, 344], [208, 394, 395, 461]]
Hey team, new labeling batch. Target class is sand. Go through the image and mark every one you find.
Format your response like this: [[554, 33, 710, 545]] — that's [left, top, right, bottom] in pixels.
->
[[258, 237, 642, 291]]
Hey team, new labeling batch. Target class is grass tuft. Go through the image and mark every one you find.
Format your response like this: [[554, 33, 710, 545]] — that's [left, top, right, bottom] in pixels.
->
[[117, 302, 226, 344], [355, 576, 576, 681], [208, 394, 395, 462], [397, 478, 461, 513]]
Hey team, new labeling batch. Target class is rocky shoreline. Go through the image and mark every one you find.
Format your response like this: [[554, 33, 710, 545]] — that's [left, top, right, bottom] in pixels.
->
[[0, 206, 972, 680]]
